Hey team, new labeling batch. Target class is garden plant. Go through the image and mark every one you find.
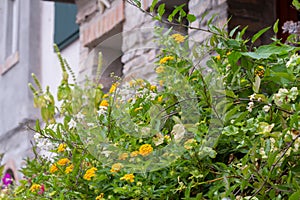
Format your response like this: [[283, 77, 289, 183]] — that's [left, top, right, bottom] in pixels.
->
[[1, 0, 300, 199]]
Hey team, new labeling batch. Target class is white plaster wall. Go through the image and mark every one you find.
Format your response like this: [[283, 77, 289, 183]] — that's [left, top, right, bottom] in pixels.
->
[[40, 1, 79, 100]]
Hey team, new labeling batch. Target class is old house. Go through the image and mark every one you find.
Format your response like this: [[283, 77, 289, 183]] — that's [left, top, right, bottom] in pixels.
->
[[0, 0, 297, 182]]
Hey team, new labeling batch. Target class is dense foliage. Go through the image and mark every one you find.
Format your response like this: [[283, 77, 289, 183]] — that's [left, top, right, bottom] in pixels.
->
[[1, 1, 300, 199]]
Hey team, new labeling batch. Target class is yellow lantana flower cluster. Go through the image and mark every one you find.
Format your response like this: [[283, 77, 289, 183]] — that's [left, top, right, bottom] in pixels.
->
[[109, 83, 119, 93], [139, 144, 153, 156], [29, 184, 41, 193], [155, 66, 165, 74], [96, 193, 105, 200], [120, 173, 135, 183], [171, 33, 185, 43], [83, 167, 97, 180], [159, 56, 174, 65], [57, 158, 70, 166], [100, 100, 109, 107], [50, 164, 58, 173], [110, 163, 123, 173], [65, 164, 74, 174], [57, 143, 67, 153]]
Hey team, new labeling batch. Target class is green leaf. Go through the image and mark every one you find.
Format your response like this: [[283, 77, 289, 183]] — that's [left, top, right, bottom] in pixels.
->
[[150, 0, 158, 12], [186, 14, 196, 23], [251, 26, 271, 44], [132, 0, 141, 8], [229, 25, 240, 37], [273, 19, 279, 34], [253, 75, 261, 93], [241, 45, 295, 59], [289, 190, 300, 200], [292, 0, 300, 10], [157, 4, 165, 18]]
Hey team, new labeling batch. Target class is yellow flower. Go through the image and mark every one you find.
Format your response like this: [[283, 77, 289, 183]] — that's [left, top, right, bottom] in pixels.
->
[[255, 66, 265, 77], [226, 51, 232, 56], [110, 163, 123, 173], [57, 143, 67, 153], [119, 153, 128, 160], [50, 164, 58, 173], [29, 184, 41, 193], [96, 193, 105, 200], [184, 139, 197, 150], [57, 158, 70, 166], [139, 144, 153, 156], [159, 80, 164, 86], [157, 96, 163, 102], [171, 33, 185, 43], [109, 83, 119, 93], [159, 56, 174, 65], [103, 94, 109, 98], [150, 85, 156, 91], [100, 100, 109, 107], [65, 164, 74, 174], [134, 107, 143, 112], [130, 151, 139, 157], [120, 174, 135, 183], [215, 55, 221, 61], [156, 66, 165, 74], [83, 167, 97, 180]]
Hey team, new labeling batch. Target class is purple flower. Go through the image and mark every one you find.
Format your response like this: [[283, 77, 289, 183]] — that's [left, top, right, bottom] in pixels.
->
[[2, 173, 13, 186]]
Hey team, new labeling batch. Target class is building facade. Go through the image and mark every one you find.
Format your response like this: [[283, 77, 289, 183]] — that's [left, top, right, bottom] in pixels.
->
[[0, 0, 298, 181]]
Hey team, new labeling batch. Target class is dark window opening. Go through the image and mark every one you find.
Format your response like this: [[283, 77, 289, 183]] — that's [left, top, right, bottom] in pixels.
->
[[54, 2, 79, 50]]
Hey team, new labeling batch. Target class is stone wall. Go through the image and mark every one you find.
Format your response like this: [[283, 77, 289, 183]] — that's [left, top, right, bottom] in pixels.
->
[[188, 0, 228, 44]]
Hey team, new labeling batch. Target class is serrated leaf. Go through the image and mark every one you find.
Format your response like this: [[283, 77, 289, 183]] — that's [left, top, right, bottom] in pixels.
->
[[251, 26, 271, 44]]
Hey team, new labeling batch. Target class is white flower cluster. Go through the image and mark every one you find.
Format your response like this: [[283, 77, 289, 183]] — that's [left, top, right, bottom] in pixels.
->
[[286, 54, 300, 69], [273, 87, 298, 106]]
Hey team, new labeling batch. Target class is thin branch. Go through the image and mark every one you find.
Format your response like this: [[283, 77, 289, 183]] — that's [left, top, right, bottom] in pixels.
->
[[125, 0, 221, 36]]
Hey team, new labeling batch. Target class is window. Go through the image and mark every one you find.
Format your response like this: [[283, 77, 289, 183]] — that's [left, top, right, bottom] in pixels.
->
[[0, 0, 20, 75], [54, 2, 79, 50]]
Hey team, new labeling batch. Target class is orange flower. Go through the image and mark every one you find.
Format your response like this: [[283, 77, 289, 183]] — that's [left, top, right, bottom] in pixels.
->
[[110, 163, 123, 173], [130, 151, 139, 157], [159, 56, 174, 65], [57, 143, 67, 152], [57, 158, 70, 166], [83, 167, 97, 180], [50, 164, 58, 173], [139, 144, 153, 156], [65, 164, 74, 174], [100, 100, 109, 107], [119, 153, 128, 160], [29, 184, 41, 192]]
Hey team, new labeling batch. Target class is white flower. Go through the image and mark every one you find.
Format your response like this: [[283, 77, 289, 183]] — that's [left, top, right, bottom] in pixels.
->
[[75, 112, 85, 120], [87, 123, 95, 127], [263, 105, 270, 112], [97, 106, 107, 116], [249, 93, 256, 101], [247, 101, 254, 112], [68, 118, 77, 129], [257, 97, 262, 102]]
